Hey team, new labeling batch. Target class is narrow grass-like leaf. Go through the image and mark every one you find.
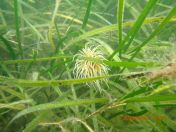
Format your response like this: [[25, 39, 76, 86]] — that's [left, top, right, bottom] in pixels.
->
[[10, 98, 108, 122], [104, 60, 160, 68], [124, 95, 176, 103], [24, 111, 48, 132], [0, 35, 16, 60], [0, 86, 25, 99], [0, 99, 32, 110], [0, 56, 71, 65], [121, 87, 150, 100], [0, 71, 149, 87], [110, 0, 158, 59], [0, 56, 160, 69], [130, 6, 176, 60], [63, 16, 176, 51], [117, 0, 124, 56], [80, 56, 161, 67], [22, 17, 45, 40], [63, 25, 117, 50], [14, 0, 23, 58], [0, 75, 109, 87], [150, 84, 175, 95], [23, 50, 38, 78], [45, 12, 92, 28], [48, 0, 61, 50], [82, 0, 93, 29]]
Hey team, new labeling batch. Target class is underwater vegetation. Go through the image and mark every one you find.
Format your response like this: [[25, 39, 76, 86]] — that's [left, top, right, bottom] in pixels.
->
[[0, 0, 176, 131]]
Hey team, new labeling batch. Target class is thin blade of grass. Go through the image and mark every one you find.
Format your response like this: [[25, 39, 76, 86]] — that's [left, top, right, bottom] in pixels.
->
[[0, 86, 25, 99], [124, 95, 176, 103], [0, 56, 160, 68], [109, 0, 158, 59], [48, 0, 61, 50], [45, 12, 92, 28], [10, 98, 108, 123], [24, 111, 48, 132], [0, 35, 16, 60], [14, 0, 23, 58], [82, 0, 93, 29], [117, 0, 124, 56], [130, 6, 176, 60], [121, 87, 150, 100], [0, 71, 150, 87], [83, 56, 160, 67], [0, 99, 32, 110], [63, 16, 176, 51], [0, 56, 71, 65]]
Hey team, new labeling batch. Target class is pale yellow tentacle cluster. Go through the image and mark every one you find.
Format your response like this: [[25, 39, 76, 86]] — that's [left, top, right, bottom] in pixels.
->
[[73, 44, 109, 91]]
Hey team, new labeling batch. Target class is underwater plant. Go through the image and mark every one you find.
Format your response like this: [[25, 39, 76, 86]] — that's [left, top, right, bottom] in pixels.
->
[[0, 0, 176, 131]]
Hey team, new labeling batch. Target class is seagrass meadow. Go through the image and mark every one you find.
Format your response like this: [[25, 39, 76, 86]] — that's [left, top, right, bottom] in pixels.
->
[[0, 0, 176, 131]]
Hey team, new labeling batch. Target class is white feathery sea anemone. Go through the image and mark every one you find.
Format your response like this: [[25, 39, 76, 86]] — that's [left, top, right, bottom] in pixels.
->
[[73, 44, 109, 91]]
